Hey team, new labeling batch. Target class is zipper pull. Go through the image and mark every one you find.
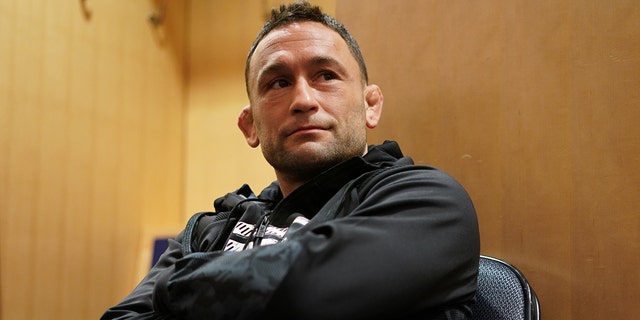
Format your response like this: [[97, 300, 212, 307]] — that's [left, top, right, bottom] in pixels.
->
[[253, 214, 270, 247]]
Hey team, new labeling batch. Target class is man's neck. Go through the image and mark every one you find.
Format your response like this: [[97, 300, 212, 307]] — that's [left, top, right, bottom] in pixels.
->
[[276, 145, 370, 198], [275, 173, 305, 198]]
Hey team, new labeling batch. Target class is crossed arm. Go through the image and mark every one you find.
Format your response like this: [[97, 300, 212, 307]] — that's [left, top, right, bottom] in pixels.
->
[[102, 167, 479, 320]]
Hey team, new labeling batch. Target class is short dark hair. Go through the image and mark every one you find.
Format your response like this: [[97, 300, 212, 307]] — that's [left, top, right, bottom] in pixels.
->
[[244, 1, 369, 97]]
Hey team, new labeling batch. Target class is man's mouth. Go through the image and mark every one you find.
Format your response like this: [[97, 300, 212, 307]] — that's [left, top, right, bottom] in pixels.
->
[[287, 125, 327, 136]]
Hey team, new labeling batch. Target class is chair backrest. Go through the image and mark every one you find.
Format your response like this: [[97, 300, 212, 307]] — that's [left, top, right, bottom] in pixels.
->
[[471, 255, 540, 320], [151, 237, 171, 267]]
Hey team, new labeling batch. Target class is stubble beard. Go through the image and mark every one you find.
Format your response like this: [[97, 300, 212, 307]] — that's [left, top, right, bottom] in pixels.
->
[[262, 130, 367, 184]]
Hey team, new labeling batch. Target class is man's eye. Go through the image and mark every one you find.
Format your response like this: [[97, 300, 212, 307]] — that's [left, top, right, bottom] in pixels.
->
[[321, 72, 336, 81], [271, 79, 290, 89]]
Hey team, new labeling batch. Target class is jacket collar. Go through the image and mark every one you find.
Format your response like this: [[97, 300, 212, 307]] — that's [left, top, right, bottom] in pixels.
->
[[263, 140, 409, 226]]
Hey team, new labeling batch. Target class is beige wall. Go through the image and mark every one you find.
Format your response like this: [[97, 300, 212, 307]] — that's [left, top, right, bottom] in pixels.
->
[[0, 1, 186, 319], [184, 1, 269, 217], [338, 0, 640, 319]]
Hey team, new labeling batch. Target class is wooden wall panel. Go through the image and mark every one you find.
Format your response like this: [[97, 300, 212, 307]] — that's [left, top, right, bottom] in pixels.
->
[[337, 0, 639, 319], [0, 1, 186, 319], [184, 0, 269, 217], [568, 2, 640, 318]]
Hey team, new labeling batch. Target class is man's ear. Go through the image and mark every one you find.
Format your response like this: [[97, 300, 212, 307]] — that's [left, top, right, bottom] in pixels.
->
[[237, 105, 260, 148], [364, 84, 383, 129]]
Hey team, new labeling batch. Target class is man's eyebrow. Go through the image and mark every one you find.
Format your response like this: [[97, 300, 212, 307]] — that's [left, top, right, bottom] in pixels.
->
[[257, 56, 346, 81], [257, 61, 290, 83], [310, 55, 346, 70]]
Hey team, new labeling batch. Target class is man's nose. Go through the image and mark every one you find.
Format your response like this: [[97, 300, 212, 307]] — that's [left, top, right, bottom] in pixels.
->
[[290, 78, 319, 113]]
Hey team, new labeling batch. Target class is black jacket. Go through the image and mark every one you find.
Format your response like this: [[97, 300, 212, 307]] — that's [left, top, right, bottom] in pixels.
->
[[102, 141, 480, 320]]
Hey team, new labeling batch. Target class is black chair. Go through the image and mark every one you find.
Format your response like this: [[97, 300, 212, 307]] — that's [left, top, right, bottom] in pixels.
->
[[151, 237, 171, 267], [471, 255, 540, 320]]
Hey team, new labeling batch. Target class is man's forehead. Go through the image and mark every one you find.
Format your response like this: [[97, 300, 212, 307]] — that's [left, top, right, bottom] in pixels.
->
[[253, 23, 345, 59], [260, 21, 338, 45]]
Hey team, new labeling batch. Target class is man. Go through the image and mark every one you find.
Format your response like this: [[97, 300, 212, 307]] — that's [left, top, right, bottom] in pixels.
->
[[102, 2, 479, 319]]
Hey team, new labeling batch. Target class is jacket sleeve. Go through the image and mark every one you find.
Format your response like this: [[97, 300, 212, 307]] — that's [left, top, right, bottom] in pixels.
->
[[100, 187, 258, 319], [155, 166, 480, 320]]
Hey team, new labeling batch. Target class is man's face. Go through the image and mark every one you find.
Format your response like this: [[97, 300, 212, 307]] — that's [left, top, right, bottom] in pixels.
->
[[241, 21, 381, 182]]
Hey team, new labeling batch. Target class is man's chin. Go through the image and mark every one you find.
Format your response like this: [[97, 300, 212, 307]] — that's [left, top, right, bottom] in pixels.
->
[[282, 142, 340, 165], [291, 140, 331, 152]]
